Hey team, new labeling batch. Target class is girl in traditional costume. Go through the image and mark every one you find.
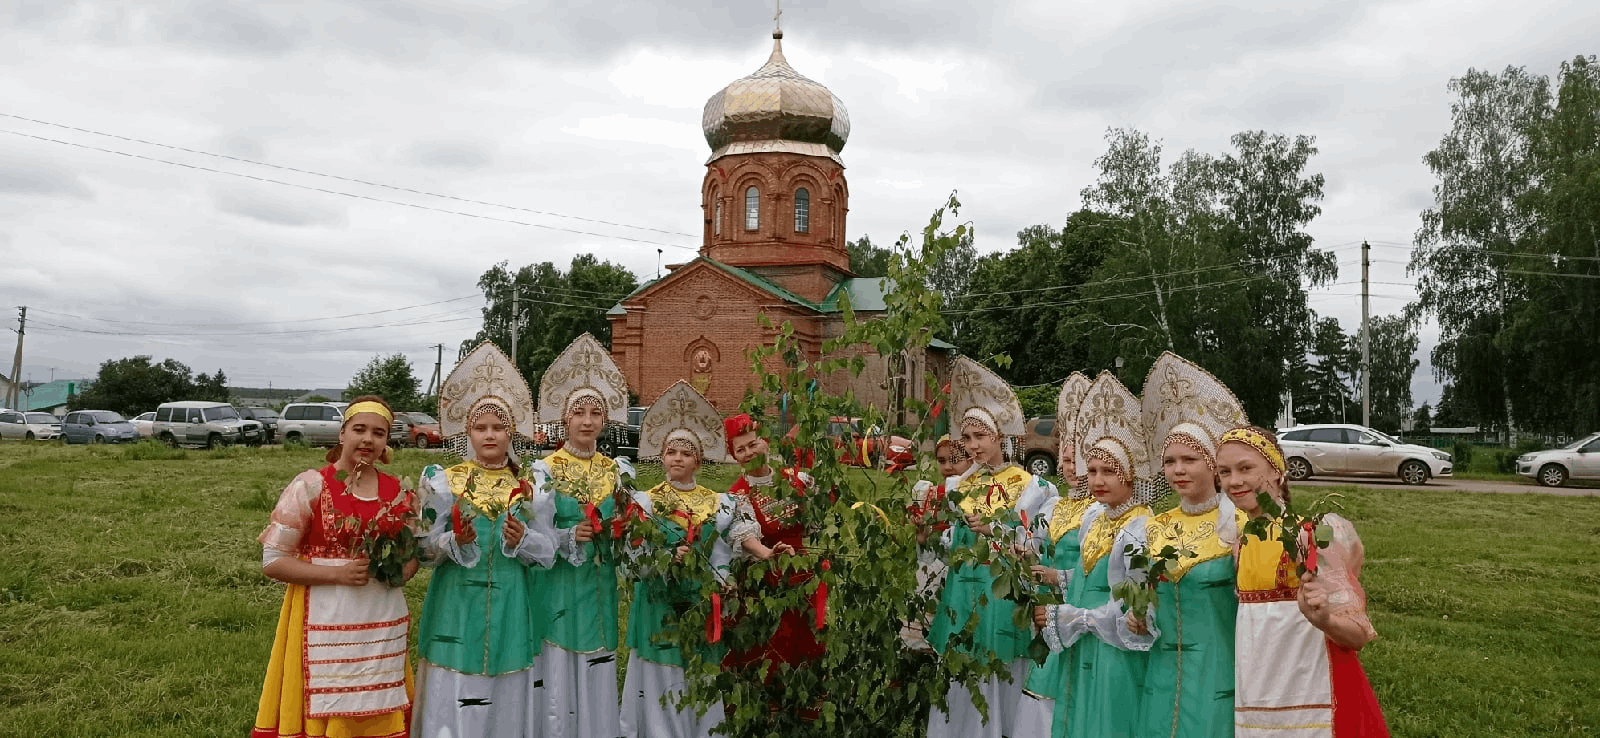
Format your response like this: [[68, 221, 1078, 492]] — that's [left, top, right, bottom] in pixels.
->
[[254, 396, 417, 738], [528, 333, 632, 738], [619, 381, 738, 738], [721, 412, 823, 675], [412, 342, 556, 738], [902, 435, 973, 653], [1133, 352, 1250, 738], [925, 357, 1055, 738], [1036, 371, 1158, 738], [1217, 426, 1389, 737], [1011, 371, 1092, 738]]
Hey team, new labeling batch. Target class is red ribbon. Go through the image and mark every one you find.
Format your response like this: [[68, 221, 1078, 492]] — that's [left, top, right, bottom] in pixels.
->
[[451, 500, 465, 535], [583, 502, 602, 538], [813, 559, 831, 631], [1302, 520, 1318, 573], [707, 592, 723, 643]]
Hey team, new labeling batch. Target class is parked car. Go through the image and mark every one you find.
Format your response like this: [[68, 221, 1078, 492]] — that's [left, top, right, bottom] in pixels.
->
[[130, 411, 157, 438], [153, 401, 264, 448], [279, 402, 346, 446], [532, 406, 645, 459], [390, 412, 444, 449], [1516, 432, 1600, 487], [787, 416, 914, 471], [1277, 423, 1452, 485], [1019, 416, 1062, 477], [0, 410, 62, 441], [62, 410, 140, 444], [237, 407, 281, 443]]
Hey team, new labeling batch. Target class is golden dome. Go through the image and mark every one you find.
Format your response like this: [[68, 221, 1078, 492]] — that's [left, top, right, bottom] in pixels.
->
[[702, 32, 850, 165]]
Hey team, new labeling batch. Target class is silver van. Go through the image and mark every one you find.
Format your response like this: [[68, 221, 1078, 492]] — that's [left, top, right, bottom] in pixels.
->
[[153, 401, 263, 448], [279, 402, 347, 446]]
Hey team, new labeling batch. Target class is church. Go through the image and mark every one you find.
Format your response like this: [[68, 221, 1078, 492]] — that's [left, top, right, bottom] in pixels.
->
[[606, 28, 953, 419]]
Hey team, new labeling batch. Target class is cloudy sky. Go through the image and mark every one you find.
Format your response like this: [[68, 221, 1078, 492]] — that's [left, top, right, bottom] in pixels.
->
[[1, 1, 1593, 405]]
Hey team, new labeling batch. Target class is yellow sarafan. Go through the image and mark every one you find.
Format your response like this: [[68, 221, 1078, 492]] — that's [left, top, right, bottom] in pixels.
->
[[1048, 496, 1095, 543], [955, 466, 1031, 517], [1145, 505, 1248, 582], [445, 462, 519, 516], [544, 448, 619, 503], [647, 482, 719, 529], [1237, 519, 1303, 593], [1079, 504, 1152, 574]]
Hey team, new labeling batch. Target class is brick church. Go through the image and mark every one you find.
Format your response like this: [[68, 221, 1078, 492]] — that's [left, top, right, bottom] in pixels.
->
[[607, 29, 953, 416]]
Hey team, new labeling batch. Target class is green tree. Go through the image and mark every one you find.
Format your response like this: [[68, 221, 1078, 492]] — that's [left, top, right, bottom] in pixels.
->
[[1411, 403, 1433, 433], [1297, 317, 1356, 424], [193, 370, 229, 403], [345, 354, 421, 411], [1361, 315, 1421, 432], [70, 356, 197, 415], [847, 235, 893, 277], [464, 254, 639, 386]]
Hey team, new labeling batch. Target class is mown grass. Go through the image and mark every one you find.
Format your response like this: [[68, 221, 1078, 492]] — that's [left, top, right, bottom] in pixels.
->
[[0, 444, 1596, 736]]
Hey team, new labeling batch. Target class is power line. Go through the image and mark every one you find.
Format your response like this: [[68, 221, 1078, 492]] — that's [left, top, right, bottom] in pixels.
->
[[0, 127, 701, 253], [0, 111, 701, 243], [27, 294, 483, 328]]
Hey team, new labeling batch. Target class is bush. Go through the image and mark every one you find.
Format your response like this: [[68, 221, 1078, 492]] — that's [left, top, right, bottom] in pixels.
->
[[1452, 441, 1474, 471]]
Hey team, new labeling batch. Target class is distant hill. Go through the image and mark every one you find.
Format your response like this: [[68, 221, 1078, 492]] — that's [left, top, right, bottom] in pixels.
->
[[228, 387, 309, 402]]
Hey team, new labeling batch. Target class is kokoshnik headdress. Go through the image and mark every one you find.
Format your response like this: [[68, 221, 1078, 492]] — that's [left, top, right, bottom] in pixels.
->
[[950, 356, 1025, 439], [1076, 371, 1158, 504], [439, 341, 540, 460], [536, 333, 631, 448], [638, 380, 729, 464], [1056, 372, 1093, 498], [1141, 352, 1248, 470]]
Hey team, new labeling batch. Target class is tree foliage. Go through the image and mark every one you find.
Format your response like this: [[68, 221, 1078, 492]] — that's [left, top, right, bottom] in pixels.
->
[[345, 354, 422, 411], [70, 356, 227, 415], [463, 254, 638, 387], [847, 235, 894, 278], [1411, 56, 1600, 435]]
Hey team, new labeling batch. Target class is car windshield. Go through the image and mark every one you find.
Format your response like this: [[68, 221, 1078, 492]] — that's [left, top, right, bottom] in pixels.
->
[[204, 406, 240, 421], [250, 408, 279, 419], [91, 411, 126, 423], [409, 414, 438, 425], [1560, 433, 1600, 450], [26, 413, 56, 424]]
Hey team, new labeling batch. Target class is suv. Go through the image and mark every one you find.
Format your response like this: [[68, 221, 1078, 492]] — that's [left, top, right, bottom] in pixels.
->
[[62, 410, 140, 444], [279, 402, 347, 446], [237, 407, 281, 443], [1278, 423, 1452, 485], [1019, 417, 1062, 477], [0, 410, 62, 441], [153, 401, 264, 448], [391, 412, 443, 449], [1516, 432, 1600, 487]]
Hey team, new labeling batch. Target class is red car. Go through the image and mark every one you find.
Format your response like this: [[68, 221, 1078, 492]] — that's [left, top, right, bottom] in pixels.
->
[[390, 412, 444, 449], [786, 416, 915, 471]]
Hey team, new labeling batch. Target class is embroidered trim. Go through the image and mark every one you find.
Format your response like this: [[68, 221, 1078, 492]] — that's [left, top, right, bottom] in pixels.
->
[[1236, 587, 1300, 603]]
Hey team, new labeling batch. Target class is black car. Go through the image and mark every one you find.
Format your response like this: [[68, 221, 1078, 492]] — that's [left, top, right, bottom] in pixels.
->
[[536, 405, 645, 460], [237, 406, 281, 443]]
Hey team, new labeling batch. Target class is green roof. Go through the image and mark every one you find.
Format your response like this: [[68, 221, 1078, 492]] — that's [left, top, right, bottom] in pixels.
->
[[930, 337, 956, 350], [820, 277, 889, 313], [16, 379, 81, 411], [611, 258, 822, 313]]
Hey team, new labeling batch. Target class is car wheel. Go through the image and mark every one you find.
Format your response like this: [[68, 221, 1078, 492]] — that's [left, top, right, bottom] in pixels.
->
[[1538, 463, 1568, 488], [159, 433, 178, 448], [598, 439, 615, 458], [415, 436, 429, 450], [1398, 460, 1431, 485], [1285, 457, 1313, 481], [207, 433, 227, 450], [25, 432, 34, 441], [285, 432, 302, 445], [93, 434, 105, 445], [1025, 453, 1056, 478]]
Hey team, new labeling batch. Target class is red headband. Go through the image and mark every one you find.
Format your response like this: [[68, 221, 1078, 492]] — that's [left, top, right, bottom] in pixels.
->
[[724, 413, 757, 455]]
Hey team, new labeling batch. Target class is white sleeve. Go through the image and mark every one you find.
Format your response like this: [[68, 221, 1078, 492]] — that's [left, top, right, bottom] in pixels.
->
[[417, 465, 480, 569], [259, 471, 320, 568], [532, 460, 589, 567], [728, 494, 762, 562], [1046, 515, 1156, 652], [709, 494, 737, 584]]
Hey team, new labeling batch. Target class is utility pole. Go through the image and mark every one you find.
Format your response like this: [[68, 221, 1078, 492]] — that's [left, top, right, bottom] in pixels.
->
[[510, 285, 520, 371], [7, 306, 24, 408], [425, 343, 444, 399], [1361, 241, 1371, 428]]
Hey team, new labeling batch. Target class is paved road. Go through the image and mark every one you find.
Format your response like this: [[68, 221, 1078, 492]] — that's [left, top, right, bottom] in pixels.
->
[[1298, 475, 1600, 497]]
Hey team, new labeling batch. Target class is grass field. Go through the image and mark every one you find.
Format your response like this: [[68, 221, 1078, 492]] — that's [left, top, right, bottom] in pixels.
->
[[1, 442, 1596, 737]]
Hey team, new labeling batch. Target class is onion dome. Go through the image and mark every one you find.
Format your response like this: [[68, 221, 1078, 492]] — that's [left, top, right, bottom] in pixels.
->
[[702, 32, 850, 165]]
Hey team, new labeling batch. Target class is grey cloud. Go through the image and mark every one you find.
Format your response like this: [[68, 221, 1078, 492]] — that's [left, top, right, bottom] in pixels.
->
[[403, 139, 495, 170], [1231, 84, 1345, 126], [213, 184, 348, 228], [1037, 82, 1157, 112], [0, 150, 94, 199], [160, 3, 307, 56]]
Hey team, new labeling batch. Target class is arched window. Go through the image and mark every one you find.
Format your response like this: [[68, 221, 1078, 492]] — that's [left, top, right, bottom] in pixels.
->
[[794, 188, 810, 233], [713, 200, 722, 236], [744, 186, 760, 231]]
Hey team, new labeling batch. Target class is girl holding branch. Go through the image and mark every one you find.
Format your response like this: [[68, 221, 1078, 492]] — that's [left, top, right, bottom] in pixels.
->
[[619, 381, 739, 738], [412, 342, 556, 738], [254, 395, 418, 738], [1217, 426, 1389, 737]]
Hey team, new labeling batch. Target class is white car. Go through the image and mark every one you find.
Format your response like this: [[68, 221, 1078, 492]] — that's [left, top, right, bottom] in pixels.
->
[[0, 409, 63, 441], [131, 411, 157, 438], [1516, 433, 1600, 487], [1277, 424, 1452, 485]]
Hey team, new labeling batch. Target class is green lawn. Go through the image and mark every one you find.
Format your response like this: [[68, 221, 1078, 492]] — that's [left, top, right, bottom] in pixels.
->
[[0, 443, 1596, 736]]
